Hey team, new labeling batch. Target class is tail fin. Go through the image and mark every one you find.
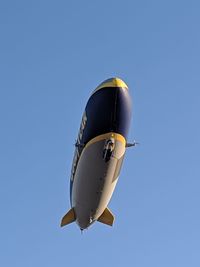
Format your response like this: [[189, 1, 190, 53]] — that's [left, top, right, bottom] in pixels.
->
[[60, 208, 76, 227], [97, 207, 115, 226]]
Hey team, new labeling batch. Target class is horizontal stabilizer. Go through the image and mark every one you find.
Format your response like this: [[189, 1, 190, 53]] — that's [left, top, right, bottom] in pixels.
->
[[97, 207, 115, 226], [61, 208, 76, 227]]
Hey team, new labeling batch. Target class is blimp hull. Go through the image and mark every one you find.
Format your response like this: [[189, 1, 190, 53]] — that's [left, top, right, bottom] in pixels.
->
[[72, 133, 125, 229], [61, 77, 132, 230]]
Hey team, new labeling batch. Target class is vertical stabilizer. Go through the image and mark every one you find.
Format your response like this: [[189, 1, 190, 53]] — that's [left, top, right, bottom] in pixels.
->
[[97, 207, 115, 226], [60, 208, 76, 227]]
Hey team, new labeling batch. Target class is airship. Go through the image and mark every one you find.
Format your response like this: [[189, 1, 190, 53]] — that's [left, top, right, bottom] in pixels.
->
[[61, 77, 134, 230]]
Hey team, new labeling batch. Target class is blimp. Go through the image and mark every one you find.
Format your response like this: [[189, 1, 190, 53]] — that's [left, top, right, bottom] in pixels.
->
[[61, 77, 135, 230]]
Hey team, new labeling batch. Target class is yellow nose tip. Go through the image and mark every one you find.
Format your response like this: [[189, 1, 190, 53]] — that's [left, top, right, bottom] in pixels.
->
[[92, 77, 128, 95], [102, 77, 128, 88]]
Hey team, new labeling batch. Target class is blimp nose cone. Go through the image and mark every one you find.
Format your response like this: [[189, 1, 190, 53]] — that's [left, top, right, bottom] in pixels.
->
[[100, 77, 128, 89], [103, 77, 128, 88], [92, 77, 128, 95]]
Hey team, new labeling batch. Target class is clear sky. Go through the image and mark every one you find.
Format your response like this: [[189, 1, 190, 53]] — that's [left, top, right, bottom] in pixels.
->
[[0, 0, 200, 266]]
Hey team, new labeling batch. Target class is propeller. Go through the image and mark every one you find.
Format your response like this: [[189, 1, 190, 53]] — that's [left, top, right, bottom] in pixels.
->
[[126, 140, 139, 148]]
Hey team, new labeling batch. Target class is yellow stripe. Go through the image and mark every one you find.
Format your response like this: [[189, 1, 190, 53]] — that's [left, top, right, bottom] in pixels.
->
[[92, 78, 128, 95], [85, 132, 126, 149]]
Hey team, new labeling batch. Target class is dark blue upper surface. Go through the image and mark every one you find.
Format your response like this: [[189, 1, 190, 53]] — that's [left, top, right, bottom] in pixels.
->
[[82, 87, 132, 144]]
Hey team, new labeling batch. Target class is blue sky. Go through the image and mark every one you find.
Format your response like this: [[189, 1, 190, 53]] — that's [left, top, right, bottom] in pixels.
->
[[0, 0, 200, 266]]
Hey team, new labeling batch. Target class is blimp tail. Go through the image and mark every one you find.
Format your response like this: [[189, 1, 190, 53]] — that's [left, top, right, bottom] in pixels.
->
[[61, 208, 76, 227], [97, 207, 115, 226]]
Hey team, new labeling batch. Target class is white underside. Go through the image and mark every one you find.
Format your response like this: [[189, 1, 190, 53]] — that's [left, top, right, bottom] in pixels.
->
[[71, 137, 125, 229]]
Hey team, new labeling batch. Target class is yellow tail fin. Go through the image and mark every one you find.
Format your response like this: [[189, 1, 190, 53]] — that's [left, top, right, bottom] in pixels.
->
[[60, 208, 76, 227], [97, 207, 115, 226]]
